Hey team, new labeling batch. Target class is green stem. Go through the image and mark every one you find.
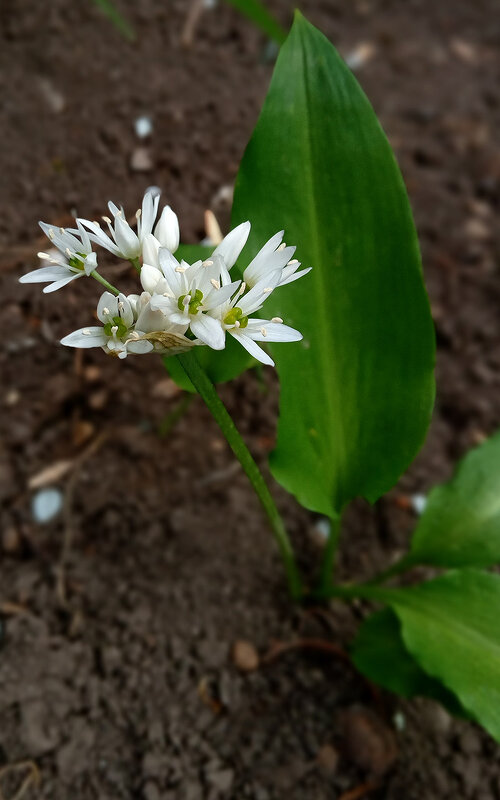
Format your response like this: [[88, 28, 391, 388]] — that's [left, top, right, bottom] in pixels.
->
[[130, 257, 141, 274], [317, 515, 342, 598], [90, 270, 120, 296], [176, 350, 302, 600]]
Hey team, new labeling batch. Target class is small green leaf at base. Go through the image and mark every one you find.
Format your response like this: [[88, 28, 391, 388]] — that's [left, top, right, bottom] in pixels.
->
[[410, 430, 500, 568]]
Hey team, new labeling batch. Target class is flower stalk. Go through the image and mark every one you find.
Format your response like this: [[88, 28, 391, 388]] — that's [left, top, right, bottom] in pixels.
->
[[175, 349, 303, 600]]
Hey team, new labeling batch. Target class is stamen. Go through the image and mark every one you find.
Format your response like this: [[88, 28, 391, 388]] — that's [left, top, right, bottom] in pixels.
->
[[202, 259, 214, 267], [118, 301, 124, 311], [263, 287, 273, 293], [59, 227, 65, 234], [260, 327, 268, 337], [102, 216, 112, 225], [271, 317, 283, 324], [236, 281, 246, 298], [277, 242, 286, 251], [163, 291, 174, 298], [287, 259, 299, 266], [103, 307, 110, 315], [65, 248, 72, 257], [175, 266, 187, 273], [48, 228, 55, 239], [37, 252, 50, 260], [82, 329, 92, 335], [210, 279, 220, 290], [136, 209, 141, 219]]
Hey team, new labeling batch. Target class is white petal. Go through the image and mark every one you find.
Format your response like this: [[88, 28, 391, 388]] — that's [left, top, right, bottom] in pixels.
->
[[43, 274, 82, 293], [140, 264, 163, 294], [245, 320, 302, 342], [77, 218, 121, 256], [190, 314, 226, 350], [212, 221, 251, 268], [97, 291, 119, 322], [140, 187, 161, 239], [244, 245, 295, 287], [114, 216, 140, 259], [154, 205, 180, 252], [118, 293, 134, 328], [238, 269, 282, 315], [279, 265, 312, 286], [230, 331, 274, 366], [135, 303, 171, 333], [126, 339, 154, 354], [19, 266, 73, 283], [61, 327, 108, 348], [142, 233, 161, 268], [83, 252, 97, 276], [202, 280, 241, 311]]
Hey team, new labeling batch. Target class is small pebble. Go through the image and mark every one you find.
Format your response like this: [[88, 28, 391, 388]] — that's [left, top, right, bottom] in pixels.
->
[[411, 493, 428, 515], [130, 147, 153, 172], [317, 743, 339, 776], [32, 487, 63, 523], [134, 115, 153, 139], [232, 640, 259, 672]]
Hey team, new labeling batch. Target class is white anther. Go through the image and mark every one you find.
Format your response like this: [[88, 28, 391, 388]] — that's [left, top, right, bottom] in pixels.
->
[[103, 307, 110, 315], [175, 266, 186, 273], [102, 216, 112, 225], [59, 227, 65, 234], [116, 210, 123, 217], [210, 279, 220, 290], [287, 259, 299, 265], [128, 330, 140, 340], [260, 327, 267, 337], [277, 242, 286, 251], [65, 248, 72, 257], [82, 329, 92, 336], [118, 301, 124, 310], [236, 281, 246, 298], [136, 209, 141, 218], [271, 317, 283, 324], [263, 287, 273, 294], [38, 252, 50, 260], [48, 228, 55, 239], [202, 259, 214, 267], [163, 291, 174, 298]]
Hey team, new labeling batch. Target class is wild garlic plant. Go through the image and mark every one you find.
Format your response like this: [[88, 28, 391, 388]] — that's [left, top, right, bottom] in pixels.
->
[[21, 11, 500, 744]]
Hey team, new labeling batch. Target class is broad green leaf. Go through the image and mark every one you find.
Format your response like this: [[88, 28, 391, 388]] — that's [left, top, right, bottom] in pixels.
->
[[410, 430, 500, 568], [224, 0, 287, 45], [231, 13, 435, 518], [164, 244, 253, 392], [91, 0, 136, 41], [374, 571, 500, 741], [352, 608, 467, 717]]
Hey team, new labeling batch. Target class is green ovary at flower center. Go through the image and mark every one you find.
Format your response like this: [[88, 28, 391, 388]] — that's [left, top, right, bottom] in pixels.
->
[[178, 288, 204, 314], [223, 307, 248, 329], [68, 252, 87, 271], [103, 316, 128, 338]]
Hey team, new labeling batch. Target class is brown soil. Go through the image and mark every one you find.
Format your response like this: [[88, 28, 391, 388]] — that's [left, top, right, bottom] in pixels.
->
[[1, 0, 500, 798]]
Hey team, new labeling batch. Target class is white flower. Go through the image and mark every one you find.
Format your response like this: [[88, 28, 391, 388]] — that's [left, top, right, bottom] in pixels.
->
[[243, 230, 311, 288], [148, 249, 241, 350], [78, 187, 161, 260], [154, 205, 180, 252], [208, 270, 302, 366], [19, 220, 97, 293], [61, 291, 154, 359]]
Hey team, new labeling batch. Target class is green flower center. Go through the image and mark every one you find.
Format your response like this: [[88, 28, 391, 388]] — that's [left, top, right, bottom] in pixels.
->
[[68, 252, 87, 271], [103, 316, 128, 338], [223, 307, 248, 329], [178, 288, 204, 314]]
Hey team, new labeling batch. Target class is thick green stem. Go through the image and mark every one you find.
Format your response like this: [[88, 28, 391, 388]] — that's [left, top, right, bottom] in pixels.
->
[[317, 515, 342, 598], [130, 257, 141, 274], [90, 270, 120, 296], [175, 350, 302, 600]]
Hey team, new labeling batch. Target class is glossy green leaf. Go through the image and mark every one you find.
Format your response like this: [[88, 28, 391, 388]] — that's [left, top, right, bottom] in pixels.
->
[[224, 0, 287, 44], [375, 570, 500, 741], [352, 608, 467, 717], [91, 0, 135, 41], [164, 244, 253, 392], [231, 13, 435, 518], [410, 430, 500, 568]]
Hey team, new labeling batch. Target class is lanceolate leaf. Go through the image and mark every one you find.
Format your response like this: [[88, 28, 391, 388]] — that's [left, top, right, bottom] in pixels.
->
[[165, 244, 253, 392], [372, 571, 500, 742], [352, 608, 467, 718], [231, 13, 435, 517], [410, 430, 500, 568]]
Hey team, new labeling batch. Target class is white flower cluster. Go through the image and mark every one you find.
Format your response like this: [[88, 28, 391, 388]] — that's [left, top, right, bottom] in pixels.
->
[[20, 188, 311, 365]]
